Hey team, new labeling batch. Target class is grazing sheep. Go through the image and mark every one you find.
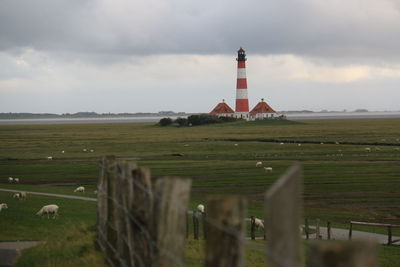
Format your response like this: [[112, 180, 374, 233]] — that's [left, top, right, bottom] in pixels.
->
[[83, 149, 87, 152], [13, 192, 27, 200], [365, 147, 371, 152], [61, 150, 65, 153], [8, 177, 13, 183], [250, 216, 264, 229], [256, 161, 263, 167], [234, 143, 238, 146], [14, 178, 19, 183], [298, 143, 302, 146], [320, 142, 324, 145], [197, 204, 205, 213], [0, 203, 8, 212], [280, 142, 284, 145], [264, 167, 273, 172], [183, 144, 189, 147], [36, 204, 59, 219], [74, 186, 85, 193], [47, 156, 53, 160], [90, 149, 94, 152]]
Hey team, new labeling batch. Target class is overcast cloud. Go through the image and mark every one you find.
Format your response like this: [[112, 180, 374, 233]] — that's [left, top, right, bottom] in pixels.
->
[[1, 0, 400, 113]]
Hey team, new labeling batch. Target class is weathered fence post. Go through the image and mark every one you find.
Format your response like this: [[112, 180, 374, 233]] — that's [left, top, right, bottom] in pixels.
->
[[307, 240, 378, 267], [202, 212, 207, 239], [129, 167, 154, 267], [327, 221, 331, 240], [316, 219, 321, 239], [250, 216, 256, 240], [97, 155, 115, 265], [152, 177, 191, 267], [193, 211, 199, 240], [348, 222, 352, 240], [388, 225, 392, 245], [265, 164, 303, 267], [186, 212, 189, 239], [205, 196, 246, 267], [305, 218, 309, 240]]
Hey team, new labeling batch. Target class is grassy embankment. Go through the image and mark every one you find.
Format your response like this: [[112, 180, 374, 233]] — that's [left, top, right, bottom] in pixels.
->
[[0, 119, 399, 266]]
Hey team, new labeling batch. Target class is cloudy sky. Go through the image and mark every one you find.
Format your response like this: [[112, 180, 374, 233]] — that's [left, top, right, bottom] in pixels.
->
[[1, 0, 400, 113]]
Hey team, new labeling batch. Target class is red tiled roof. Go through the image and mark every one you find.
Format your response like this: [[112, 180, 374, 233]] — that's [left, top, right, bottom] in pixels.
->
[[210, 102, 235, 115], [250, 100, 276, 115]]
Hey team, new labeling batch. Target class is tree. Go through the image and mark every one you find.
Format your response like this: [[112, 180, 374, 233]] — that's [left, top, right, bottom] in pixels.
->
[[159, 117, 173, 126]]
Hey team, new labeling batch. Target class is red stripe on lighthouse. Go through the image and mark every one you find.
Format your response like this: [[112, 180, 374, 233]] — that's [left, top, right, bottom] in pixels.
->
[[236, 99, 249, 112], [236, 79, 247, 89], [238, 61, 246, 68]]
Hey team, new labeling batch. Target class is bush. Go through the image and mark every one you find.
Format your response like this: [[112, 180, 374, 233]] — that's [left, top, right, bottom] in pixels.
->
[[175, 117, 189, 127], [187, 114, 238, 126], [158, 117, 173, 126]]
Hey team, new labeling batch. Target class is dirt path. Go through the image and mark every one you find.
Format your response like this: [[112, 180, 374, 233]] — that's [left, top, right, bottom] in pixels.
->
[[0, 241, 39, 267]]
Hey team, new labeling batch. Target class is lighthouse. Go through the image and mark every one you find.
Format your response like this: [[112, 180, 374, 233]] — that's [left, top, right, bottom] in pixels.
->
[[235, 47, 250, 119]]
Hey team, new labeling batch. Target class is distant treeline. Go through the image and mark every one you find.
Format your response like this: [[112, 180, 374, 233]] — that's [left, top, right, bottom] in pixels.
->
[[0, 111, 188, 119]]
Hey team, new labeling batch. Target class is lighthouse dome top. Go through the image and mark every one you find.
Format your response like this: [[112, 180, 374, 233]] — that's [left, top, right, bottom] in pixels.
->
[[238, 47, 245, 52]]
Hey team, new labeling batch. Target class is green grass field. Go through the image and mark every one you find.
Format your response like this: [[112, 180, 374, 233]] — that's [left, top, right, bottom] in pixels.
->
[[0, 119, 399, 266]]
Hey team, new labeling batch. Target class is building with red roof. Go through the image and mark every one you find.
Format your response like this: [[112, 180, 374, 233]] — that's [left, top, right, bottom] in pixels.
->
[[249, 98, 277, 120], [210, 100, 235, 117]]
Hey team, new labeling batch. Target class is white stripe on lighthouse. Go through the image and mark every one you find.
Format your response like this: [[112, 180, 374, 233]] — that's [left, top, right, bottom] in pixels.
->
[[236, 89, 248, 99], [237, 68, 247, 79]]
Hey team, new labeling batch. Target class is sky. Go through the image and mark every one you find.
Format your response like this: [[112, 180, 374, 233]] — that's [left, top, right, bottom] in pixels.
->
[[1, 0, 400, 113]]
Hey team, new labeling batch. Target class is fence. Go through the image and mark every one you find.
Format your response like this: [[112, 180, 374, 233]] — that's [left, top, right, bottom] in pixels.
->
[[349, 221, 400, 245], [96, 155, 379, 267]]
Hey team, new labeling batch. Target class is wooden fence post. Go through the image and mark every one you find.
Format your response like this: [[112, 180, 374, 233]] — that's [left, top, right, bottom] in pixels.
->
[[305, 218, 309, 240], [349, 222, 352, 240], [152, 177, 191, 267], [307, 240, 378, 267], [316, 219, 321, 240], [202, 212, 207, 240], [193, 211, 199, 240], [97, 155, 115, 263], [250, 216, 256, 240], [129, 167, 153, 267], [205, 196, 246, 267], [265, 164, 303, 267], [388, 226, 392, 245], [186, 212, 189, 239], [327, 221, 331, 240]]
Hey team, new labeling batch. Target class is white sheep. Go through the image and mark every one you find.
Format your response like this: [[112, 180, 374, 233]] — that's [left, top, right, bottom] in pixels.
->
[[256, 161, 263, 167], [83, 149, 87, 152], [61, 150, 65, 153], [365, 147, 371, 152], [234, 143, 238, 147], [13, 192, 27, 200], [254, 218, 264, 229], [8, 177, 13, 183], [280, 142, 284, 145], [197, 204, 205, 213], [90, 149, 94, 152], [74, 186, 85, 193], [0, 203, 8, 212], [14, 178, 19, 183], [264, 167, 273, 172], [36, 204, 59, 219], [47, 156, 53, 160], [298, 143, 302, 146]]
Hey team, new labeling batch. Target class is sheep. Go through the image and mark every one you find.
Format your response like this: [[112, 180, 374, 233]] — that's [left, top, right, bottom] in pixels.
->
[[36, 204, 59, 219], [298, 143, 302, 146], [93, 190, 98, 195], [74, 186, 85, 193], [250, 216, 264, 229], [14, 178, 19, 183], [47, 156, 53, 160], [83, 149, 87, 152], [197, 204, 205, 213], [13, 192, 27, 200], [0, 203, 8, 212], [90, 149, 94, 152], [183, 144, 189, 147], [264, 167, 273, 172], [280, 142, 284, 145], [256, 161, 263, 167], [234, 143, 238, 147], [8, 177, 13, 183], [61, 150, 65, 153], [365, 147, 371, 152]]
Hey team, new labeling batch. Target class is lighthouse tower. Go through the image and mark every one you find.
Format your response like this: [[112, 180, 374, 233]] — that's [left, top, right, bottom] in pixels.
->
[[235, 47, 249, 119]]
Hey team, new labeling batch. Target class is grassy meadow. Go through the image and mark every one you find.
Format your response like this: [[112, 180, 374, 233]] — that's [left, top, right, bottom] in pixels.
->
[[0, 119, 400, 266]]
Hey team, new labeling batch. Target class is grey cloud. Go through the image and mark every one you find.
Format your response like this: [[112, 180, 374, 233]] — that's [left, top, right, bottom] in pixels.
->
[[1, 0, 400, 62]]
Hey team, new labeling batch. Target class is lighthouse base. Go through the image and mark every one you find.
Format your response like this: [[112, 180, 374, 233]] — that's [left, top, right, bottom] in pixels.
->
[[234, 112, 250, 120]]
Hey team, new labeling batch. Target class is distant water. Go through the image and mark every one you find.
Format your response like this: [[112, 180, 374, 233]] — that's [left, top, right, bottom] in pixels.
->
[[0, 112, 400, 125]]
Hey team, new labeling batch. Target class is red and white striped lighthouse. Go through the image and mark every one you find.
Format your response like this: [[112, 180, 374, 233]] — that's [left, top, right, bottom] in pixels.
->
[[235, 47, 249, 118]]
